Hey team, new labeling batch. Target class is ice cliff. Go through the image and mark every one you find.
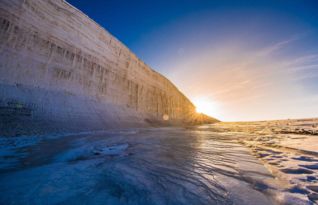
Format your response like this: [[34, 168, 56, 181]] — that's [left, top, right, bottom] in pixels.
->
[[0, 0, 217, 136]]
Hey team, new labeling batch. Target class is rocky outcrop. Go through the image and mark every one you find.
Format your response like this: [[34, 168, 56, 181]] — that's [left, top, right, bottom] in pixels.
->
[[0, 0, 218, 136]]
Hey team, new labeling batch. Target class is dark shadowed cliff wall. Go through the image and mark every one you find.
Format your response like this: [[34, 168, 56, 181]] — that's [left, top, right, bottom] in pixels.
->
[[0, 0, 218, 136]]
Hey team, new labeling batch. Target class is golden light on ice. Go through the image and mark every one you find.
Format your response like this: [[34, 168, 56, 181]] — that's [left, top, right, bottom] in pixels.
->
[[193, 98, 218, 117]]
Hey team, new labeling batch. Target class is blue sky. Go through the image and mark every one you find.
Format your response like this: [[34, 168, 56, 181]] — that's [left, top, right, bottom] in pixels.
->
[[67, 0, 318, 121]]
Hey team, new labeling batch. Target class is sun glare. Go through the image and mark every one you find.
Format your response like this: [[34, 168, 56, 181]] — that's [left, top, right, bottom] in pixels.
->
[[193, 98, 218, 117]]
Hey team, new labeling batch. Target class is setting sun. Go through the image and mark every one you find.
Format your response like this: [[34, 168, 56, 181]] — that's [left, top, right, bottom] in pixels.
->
[[193, 98, 218, 117]]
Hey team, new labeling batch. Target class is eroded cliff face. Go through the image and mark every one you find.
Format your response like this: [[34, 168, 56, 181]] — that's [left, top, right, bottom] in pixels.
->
[[0, 0, 218, 136]]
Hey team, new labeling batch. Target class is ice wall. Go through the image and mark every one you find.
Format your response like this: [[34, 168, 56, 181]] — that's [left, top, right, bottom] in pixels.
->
[[0, 0, 217, 136]]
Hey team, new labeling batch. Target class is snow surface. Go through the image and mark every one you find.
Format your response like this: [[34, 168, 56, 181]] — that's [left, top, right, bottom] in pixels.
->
[[207, 119, 318, 204], [0, 126, 277, 205], [1, 120, 318, 204]]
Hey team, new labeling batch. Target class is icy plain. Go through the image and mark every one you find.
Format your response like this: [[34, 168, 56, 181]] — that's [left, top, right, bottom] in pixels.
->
[[0, 125, 277, 205]]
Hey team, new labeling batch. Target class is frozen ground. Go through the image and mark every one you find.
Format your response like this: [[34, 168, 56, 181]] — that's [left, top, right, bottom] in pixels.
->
[[0, 126, 276, 205], [207, 118, 318, 204], [0, 119, 317, 204]]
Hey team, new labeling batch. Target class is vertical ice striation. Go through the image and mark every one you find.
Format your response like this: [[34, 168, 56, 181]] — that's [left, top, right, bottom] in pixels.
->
[[0, 0, 218, 136]]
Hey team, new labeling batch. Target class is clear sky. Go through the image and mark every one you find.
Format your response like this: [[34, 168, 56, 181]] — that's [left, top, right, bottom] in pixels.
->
[[67, 0, 318, 121]]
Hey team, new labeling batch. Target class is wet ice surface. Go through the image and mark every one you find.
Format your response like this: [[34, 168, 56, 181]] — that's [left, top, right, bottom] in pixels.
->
[[0, 126, 276, 205]]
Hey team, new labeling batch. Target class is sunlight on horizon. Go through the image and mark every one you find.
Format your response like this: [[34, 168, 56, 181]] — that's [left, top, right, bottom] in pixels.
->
[[68, 0, 318, 121], [166, 41, 318, 121], [193, 98, 221, 120]]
